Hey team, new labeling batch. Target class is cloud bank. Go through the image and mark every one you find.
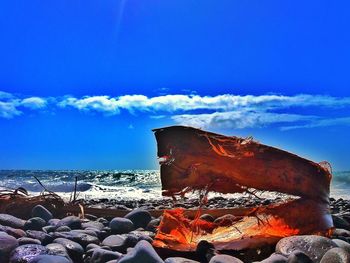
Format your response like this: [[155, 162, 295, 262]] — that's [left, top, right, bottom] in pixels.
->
[[1, 91, 350, 130]]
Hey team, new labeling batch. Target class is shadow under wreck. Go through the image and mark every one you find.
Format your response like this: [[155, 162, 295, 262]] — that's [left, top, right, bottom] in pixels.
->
[[152, 126, 333, 251]]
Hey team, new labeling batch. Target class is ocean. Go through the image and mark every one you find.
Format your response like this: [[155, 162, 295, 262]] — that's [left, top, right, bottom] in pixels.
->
[[0, 170, 349, 200]]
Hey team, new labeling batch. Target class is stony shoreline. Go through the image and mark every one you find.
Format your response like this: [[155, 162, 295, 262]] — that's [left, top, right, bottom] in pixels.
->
[[0, 197, 349, 263]]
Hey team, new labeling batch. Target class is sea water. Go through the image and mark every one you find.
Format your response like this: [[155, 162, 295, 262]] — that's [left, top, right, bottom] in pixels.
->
[[0, 170, 349, 200]]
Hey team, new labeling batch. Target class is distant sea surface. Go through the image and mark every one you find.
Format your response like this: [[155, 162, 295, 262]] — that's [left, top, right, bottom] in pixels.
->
[[0, 170, 349, 200]]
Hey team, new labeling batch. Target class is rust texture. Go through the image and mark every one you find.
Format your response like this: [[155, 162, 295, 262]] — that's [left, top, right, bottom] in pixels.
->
[[152, 126, 333, 251]]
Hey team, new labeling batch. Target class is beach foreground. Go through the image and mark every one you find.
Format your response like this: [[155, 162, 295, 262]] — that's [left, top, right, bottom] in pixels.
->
[[0, 197, 350, 263]]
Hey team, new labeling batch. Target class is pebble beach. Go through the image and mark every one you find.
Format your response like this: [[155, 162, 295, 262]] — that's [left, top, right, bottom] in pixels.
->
[[1, 197, 350, 263]]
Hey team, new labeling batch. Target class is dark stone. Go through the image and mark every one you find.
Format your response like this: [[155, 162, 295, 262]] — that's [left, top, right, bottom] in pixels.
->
[[26, 230, 53, 245], [52, 231, 100, 248], [0, 232, 19, 262], [24, 217, 47, 231], [102, 235, 126, 252], [46, 243, 70, 259], [146, 218, 161, 232], [196, 240, 215, 262], [260, 253, 288, 263], [0, 224, 26, 238], [118, 240, 164, 263], [9, 244, 48, 263], [332, 228, 350, 238], [287, 250, 313, 263], [48, 219, 60, 227], [56, 216, 82, 230], [276, 235, 337, 263], [31, 205, 53, 222], [332, 215, 350, 230], [86, 248, 122, 263], [124, 209, 152, 229], [82, 221, 104, 231], [0, 214, 25, 229], [209, 254, 243, 263], [109, 217, 135, 234], [332, 239, 350, 254], [213, 214, 237, 227], [165, 257, 200, 263], [43, 225, 57, 233], [53, 238, 84, 262], [18, 237, 41, 245], [56, 226, 72, 232], [28, 255, 72, 263], [200, 214, 215, 222], [320, 247, 350, 263], [86, 243, 100, 251]]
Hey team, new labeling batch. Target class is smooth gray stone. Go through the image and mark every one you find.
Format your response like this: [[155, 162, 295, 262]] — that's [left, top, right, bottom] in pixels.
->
[[276, 235, 338, 263], [18, 237, 42, 245], [31, 205, 53, 222], [320, 247, 350, 263], [28, 255, 72, 263], [53, 237, 84, 261], [48, 219, 60, 227], [0, 214, 25, 229], [209, 254, 244, 263], [86, 243, 101, 251], [165, 257, 200, 263], [24, 217, 47, 231], [43, 225, 56, 233], [0, 232, 19, 261], [52, 231, 100, 248], [82, 221, 104, 231], [332, 228, 350, 238], [0, 224, 26, 238], [125, 209, 152, 229], [9, 244, 48, 263], [332, 215, 350, 230], [287, 250, 313, 263], [46, 243, 70, 259], [56, 216, 82, 230], [26, 230, 53, 245], [56, 226, 72, 232], [102, 235, 126, 251], [332, 239, 350, 254], [87, 248, 122, 263], [260, 253, 288, 263], [118, 240, 164, 263], [109, 217, 135, 234]]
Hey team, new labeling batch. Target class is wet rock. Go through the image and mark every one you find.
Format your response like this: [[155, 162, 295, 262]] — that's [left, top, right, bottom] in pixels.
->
[[48, 219, 60, 227], [86, 248, 122, 263], [276, 235, 338, 263], [97, 217, 109, 226], [31, 205, 53, 222], [86, 243, 101, 251], [165, 257, 200, 263], [26, 230, 53, 245], [332, 228, 350, 238], [0, 214, 25, 229], [43, 225, 56, 233], [53, 238, 84, 262], [52, 231, 100, 248], [109, 217, 135, 234], [9, 244, 48, 263], [124, 209, 152, 229], [56, 226, 72, 232], [82, 221, 104, 231], [332, 215, 350, 230], [46, 243, 70, 259], [56, 216, 82, 230], [28, 255, 72, 263], [200, 214, 215, 222], [25, 217, 47, 231], [146, 218, 161, 232], [260, 253, 287, 263], [287, 250, 313, 263], [102, 235, 126, 252], [118, 240, 164, 263], [0, 224, 26, 238], [320, 247, 350, 263], [209, 254, 244, 263], [332, 239, 350, 254], [18, 237, 41, 245], [0, 232, 19, 261]]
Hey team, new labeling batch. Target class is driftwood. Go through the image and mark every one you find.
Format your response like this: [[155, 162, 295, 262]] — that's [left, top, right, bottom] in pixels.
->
[[152, 126, 333, 251]]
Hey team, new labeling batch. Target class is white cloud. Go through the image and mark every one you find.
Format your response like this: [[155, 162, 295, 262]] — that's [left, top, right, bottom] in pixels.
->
[[0, 101, 22, 119], [281, 117, 350, 131], [172, 111, 317, 129], [21, 97, 47, 109]]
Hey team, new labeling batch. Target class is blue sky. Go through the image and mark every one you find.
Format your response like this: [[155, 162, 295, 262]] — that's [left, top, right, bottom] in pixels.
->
[[0, 1, 350, 170]]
